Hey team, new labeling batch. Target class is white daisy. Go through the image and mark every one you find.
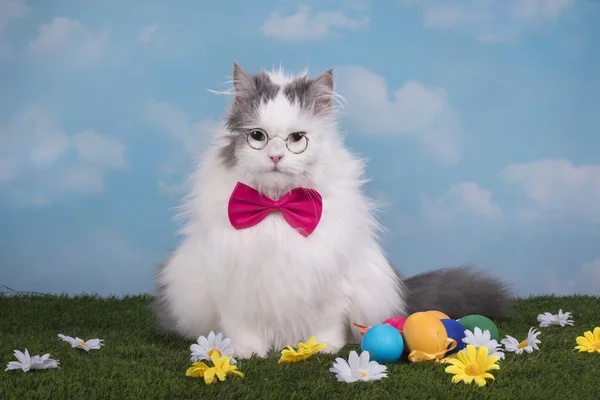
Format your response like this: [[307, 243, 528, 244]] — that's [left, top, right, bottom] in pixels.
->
[[58, 334, 104, 351], [190, 331, 237, 364], [32, 354, 61, 369], [329, 350, 388, 383], [537, 309, 574, 327], [5, 349, 60, 372], [501, 327, 541, 354], [462, 327, 505, 359], [5, 349, 35, 372]]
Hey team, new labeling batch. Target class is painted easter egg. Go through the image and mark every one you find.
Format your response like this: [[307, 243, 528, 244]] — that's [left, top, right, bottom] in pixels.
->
[[383, 316, 407, 332], [425, 310, 451, 320], [440, 319, 466, 355], [458, 314, 500, 341], [361, 323, 405, 363], [402, 312, 456, 362]]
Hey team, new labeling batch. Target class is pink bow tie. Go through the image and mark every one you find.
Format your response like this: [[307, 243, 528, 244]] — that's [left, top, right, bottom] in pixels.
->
[[228, 182, 323, 237]]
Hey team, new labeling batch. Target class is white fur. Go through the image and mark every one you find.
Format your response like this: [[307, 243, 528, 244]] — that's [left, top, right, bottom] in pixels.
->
[[265, 66, 308, 86], [156, 69, 406, 358]]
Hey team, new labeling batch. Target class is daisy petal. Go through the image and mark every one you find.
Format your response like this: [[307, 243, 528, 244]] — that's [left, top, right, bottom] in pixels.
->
[[584, 331, 595, 344], [476, 346, 489, 364], [347, 351, 359, 369], [444, 365, 463, 374], [358, 351, 370, 368], [198, 336, 210, 352], [474, 376, 487, 387]]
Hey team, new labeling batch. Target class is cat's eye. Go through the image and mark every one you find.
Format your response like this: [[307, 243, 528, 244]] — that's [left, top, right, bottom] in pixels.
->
[[246, 129, 269, 150], [249, 129, 267, 142], [285, 132, 309, 154], [289, 132, 305, 143]]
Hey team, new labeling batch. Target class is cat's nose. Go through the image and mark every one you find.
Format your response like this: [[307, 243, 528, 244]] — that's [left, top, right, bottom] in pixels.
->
[[270, 155, 283, 164]]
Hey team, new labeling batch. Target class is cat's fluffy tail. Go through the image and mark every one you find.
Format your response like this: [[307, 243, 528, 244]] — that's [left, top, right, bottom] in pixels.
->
[[400, 266, 513, 319]]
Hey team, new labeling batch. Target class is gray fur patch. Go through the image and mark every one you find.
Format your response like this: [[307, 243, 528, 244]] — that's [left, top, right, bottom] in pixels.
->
[[284, 69, 335, 115], [398, 265, 513, 319], [221, 68, 280, 169], [149, 258, 178, 334], [283, 76, 312, 109], [218, 133, 246, 169], [226, 71, 280, 133]]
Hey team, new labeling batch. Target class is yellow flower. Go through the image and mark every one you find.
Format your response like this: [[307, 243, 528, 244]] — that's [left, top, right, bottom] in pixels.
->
[[574, 327, 600, 353], [278, 336, 327, 364], [444, 344, 500, 387], [186, 361, 209, 378], [278, 345, 309, 364], [298, 336, 327, 355], [186, 352, 244, 384]]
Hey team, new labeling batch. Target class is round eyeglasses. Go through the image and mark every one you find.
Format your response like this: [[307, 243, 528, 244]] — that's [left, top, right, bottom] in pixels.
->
[[246, 128, 309, 154]]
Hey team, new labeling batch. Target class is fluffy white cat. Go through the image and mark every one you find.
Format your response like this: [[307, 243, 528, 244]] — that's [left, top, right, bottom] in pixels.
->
[[153, 64, 510, 359]]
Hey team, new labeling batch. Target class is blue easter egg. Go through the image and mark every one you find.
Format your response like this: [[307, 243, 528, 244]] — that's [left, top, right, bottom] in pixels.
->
[[360, 323, 405, 363], [441, 319, 466, 355]]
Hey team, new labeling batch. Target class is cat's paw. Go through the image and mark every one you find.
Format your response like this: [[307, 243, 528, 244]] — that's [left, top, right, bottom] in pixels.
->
[[235, 344, 268, 360], [230, 332, 269, 360], [312, 328, 346, 355], [319, 341, 344, 355]]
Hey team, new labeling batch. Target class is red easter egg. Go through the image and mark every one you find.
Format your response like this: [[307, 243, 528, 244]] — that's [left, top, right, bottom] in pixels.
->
[[383, 316, 407, 332]]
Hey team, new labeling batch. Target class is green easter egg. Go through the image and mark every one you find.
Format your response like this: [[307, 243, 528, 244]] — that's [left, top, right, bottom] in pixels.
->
[[458, 314, 500, 341]]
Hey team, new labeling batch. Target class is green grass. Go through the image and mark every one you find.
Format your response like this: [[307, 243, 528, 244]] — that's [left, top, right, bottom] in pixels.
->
[[1, 294, 599, 400]]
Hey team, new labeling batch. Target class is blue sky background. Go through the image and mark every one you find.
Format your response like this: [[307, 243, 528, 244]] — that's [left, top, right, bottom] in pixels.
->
[[1, 0, 599, 298]]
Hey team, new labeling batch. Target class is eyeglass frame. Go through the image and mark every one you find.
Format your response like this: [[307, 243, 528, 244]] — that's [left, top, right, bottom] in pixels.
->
[[245, 128, 310, 154]]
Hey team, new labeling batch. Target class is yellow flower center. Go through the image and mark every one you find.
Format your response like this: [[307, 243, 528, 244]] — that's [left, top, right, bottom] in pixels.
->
[[465, 363, 483, 376], [517, 340, 529, 349], [77, 341, 86, 347], [208, 349, 220, 357], [360, 371, 367, 377], [593, 342, 600, 349]]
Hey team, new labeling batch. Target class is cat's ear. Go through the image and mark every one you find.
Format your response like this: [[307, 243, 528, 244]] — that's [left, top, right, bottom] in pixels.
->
[[232, 63, 256, 101], [307, 69, 335, 114]]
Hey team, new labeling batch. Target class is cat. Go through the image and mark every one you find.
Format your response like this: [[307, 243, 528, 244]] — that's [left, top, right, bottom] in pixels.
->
[[152, 63, 512, 359]]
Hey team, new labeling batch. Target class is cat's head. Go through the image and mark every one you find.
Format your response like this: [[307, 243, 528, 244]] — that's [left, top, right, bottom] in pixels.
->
[[216, 64, 342, 197]]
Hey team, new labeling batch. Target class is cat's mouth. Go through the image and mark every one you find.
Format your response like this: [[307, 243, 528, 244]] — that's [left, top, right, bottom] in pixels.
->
[[267, 166, 291, 176], [264, 163, 295, 176]]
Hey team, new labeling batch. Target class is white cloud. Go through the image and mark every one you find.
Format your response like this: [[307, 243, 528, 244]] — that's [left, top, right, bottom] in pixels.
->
[[335, 65, 462, 165], [402, 0, 575, 42], [0, 109, 126, 205], [422, 182, 502, 223], [147, 101, 222, 195], [261, 5, 369, 41], [60, 167, 105, 193], [0, 0, 29, 33], [422, 4, 481, 29], [147, 101, 221, 156], [543, 258, 600, 296], [28, 17, 107, 62], [511, 0, 574, 20], [500, 159, 600, 222], [73, 130, 126, 169], [137, 24, 159, 44], [582, 258, 600, 283]]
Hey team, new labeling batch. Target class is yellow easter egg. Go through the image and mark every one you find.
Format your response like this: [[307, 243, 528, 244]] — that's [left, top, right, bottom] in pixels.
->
[[425, 310, 450, 320], [403, 312, 456, 362]]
